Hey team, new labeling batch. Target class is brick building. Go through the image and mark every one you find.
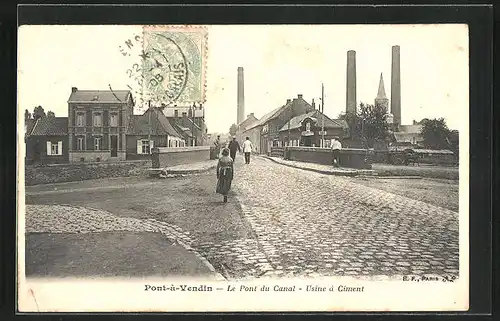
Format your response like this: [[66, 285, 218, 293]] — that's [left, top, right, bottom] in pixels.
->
[[278, 110, 349, 147], [236, 113, 259, 144], [161, 104, 208, 146], [67, 87, 134, 162], [243, 94, 315, 154], [27, 116, 69, 164]]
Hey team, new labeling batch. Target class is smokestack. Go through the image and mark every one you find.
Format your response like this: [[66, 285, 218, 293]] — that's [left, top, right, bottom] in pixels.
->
[[346, 50, 357, 115], [237, 67, 245, 125], [391, 45, 401, 127]]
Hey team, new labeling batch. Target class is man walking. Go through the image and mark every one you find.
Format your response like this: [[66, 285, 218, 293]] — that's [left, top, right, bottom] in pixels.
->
[[242, 137, 254, 164], [331, 136, 342, 167], [214, 135, 221, 158], [228, 136, 241, 161]]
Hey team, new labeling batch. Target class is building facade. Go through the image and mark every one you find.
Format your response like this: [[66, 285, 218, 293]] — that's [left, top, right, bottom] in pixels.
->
[[278, 110, 349, 148], [161, 104, 208, 146], [243, 94, 316, 155], [236, 113, 259, 144], [27, 116, 69, 164], [126, 107, 185, 160], [67, 87, 134, 162]]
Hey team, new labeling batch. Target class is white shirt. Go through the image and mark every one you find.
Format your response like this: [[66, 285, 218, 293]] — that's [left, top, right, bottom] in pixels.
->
[[243, 140, 254, 153], [331, 140, 342, 150]]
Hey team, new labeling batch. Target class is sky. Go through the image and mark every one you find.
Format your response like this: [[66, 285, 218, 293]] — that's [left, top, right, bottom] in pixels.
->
[[18, 24, 468, 133]]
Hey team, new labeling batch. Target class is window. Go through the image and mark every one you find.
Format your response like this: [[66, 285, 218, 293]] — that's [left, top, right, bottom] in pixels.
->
[[93, 113, 103, 127], [46, 141, 63, 156], [137, 140, 154, 154], [181, 112, 187, 117], [110, 113, 118, 127], [76, 113, 85, 127], [94, 137, 102, 151], [77, 137, 84, 150], [174, 110, 179, 117]]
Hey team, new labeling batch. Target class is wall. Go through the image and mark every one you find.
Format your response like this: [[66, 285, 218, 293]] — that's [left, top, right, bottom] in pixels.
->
[[25, 160, 150, 186], [126, 135, 168, 160], [151, 146, 210, 168], [243, 126, 262, 154], [27, 135, 69, 164], [69, 150, 125, 163], [286, 146, 373, 169]]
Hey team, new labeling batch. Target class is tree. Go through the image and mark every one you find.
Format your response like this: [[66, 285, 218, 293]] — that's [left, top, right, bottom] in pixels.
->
[[47, 111, 55, 118], [420, 118, 451, 150], [33, 106, 46, 120], [338, 102, 390, 148], [229, 123, 238, 136], [24, 109, 32, 121]]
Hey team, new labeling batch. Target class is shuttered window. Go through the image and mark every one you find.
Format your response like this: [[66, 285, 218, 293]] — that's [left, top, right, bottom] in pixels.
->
[[46, 141, 63, 155], [137, 140, 154, 154]]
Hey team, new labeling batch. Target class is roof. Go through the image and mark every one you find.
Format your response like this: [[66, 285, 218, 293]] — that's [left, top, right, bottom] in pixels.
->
[[376, 73, 388, 100], [238, 114, 259, 129], [30, 117, 68, 136], [244, 103, 291, 131], [174, 124, 193, 138], [279, 110, 348, 132], [68, 90, 131, 103], [25, 119, 36, 136], [399, 124, 422, 133], [393, 131, 423, 143], [127, 108, 182, 138]]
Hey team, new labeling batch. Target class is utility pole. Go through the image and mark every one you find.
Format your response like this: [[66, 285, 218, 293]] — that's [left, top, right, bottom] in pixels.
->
[[148, 100, 152, 153], [288, 107, 291, 147], [321, 83, 325, 148]]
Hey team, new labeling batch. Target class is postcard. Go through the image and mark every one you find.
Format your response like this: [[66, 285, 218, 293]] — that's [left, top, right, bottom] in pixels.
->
[[17, 24, 468, 312]]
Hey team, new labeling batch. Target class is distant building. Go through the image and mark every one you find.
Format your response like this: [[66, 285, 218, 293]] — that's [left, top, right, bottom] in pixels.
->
[[242, 94, 316, 154], [67, 87, 134, 162], [278, 110, 349, 147], [161, 104, 208, 146], [236, 113, 259, 143], [391, 121, 424, 147], [375, 73, 389, 110], [126, 107, 185, 160]]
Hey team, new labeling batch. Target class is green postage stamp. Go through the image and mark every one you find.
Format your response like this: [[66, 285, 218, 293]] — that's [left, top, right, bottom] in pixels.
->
[[121, 25, 208, 106]]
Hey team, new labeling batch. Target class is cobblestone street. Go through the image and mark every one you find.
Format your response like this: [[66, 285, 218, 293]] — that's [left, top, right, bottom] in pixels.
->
[[25, 156, 459, 280]]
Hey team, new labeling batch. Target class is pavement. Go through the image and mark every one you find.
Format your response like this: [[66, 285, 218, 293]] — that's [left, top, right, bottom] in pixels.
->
[[262, 156, 375, 177], [24, 155, 459, 280]]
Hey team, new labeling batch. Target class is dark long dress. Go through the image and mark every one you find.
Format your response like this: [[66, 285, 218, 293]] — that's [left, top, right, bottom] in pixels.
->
[[216, 156, 234, 195]]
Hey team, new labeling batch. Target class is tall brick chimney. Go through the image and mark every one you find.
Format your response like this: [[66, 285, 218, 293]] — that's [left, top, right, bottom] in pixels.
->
[[237, 67, 245, 125], [391, 45, 401, 127], [346, 50, 357, 115]]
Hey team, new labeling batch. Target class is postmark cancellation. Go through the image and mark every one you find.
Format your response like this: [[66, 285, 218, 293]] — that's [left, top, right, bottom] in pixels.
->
[[120, 25, 208, 108]]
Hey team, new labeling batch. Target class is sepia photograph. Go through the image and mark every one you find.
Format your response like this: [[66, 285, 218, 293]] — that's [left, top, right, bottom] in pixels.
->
[[17, 23, 469, 312]]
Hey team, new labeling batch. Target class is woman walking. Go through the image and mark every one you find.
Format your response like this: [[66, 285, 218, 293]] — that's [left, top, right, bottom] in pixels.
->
[[216, 148, 234, 203]]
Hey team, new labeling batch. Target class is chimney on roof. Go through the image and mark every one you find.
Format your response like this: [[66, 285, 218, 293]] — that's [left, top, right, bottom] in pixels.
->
[[312, 98, 316, 109], [297, 94, 303, 99], [247, 113, 254, 118], [71, 87, 78, 93], [286, 99, 291, 104]]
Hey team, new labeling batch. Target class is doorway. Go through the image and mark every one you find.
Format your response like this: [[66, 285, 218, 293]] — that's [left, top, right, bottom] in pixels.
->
[[304, 137, 312, 147], [111, 136, 118, 157]]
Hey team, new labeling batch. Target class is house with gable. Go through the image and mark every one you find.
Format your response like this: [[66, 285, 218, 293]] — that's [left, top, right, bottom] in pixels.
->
[[67, 87, 134, 162], [27, 116, 69, 164], [278, 110, 349, 148], [242, 94, 315, 154], [126, 107, 185, 160]]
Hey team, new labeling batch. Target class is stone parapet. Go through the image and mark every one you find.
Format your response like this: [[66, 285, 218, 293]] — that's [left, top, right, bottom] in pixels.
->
[[151, 146, 210, 168], [286, 146, 373, 169]]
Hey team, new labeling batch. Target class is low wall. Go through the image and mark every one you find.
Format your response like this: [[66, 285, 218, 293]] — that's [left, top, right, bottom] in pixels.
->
[[25, 160, 150, 186], [286, 146, 373, 169], [151, 146, 211, 168]]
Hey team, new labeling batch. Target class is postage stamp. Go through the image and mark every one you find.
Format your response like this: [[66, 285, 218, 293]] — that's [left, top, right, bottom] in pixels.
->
[[120, 25, 207, 107]]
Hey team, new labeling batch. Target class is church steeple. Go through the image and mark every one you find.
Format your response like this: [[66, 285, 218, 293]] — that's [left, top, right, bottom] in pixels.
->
[[375, 72, 389, 110], [376, 73, 387, 99]]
